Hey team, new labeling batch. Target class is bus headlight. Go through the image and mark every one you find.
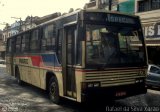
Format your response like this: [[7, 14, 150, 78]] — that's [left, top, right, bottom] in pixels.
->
[[135, 78, 144, 83]]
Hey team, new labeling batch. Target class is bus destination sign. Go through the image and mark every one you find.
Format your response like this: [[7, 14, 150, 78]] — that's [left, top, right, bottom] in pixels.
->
[[106, 14, 136, 24], [85, 12, 137, 25]]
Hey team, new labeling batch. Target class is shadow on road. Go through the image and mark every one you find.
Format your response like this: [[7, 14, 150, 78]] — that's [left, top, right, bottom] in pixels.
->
[[59, 98, 130, 112], [13, 82, 128, 112]]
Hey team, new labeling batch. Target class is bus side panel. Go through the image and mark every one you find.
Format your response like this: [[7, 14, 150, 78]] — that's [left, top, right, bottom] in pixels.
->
[[54, 71, 64, 97], [39, 69, 46, 89], [30, 67, 41, 88], [26, 56, 41, 88], [15, 57, 30, 83], [6, 56, 12, 76], [75, 70, 85, 102], [20, 65, 28, 82]]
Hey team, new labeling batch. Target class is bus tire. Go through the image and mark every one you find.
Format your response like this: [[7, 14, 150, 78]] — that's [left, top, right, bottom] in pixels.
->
[[49, 76, 60, 104], [16, 68, 23, 85]]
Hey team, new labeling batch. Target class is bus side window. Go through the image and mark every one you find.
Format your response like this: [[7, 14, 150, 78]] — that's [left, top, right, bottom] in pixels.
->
[[30, 29, 39, 52], [76, 26, 85, 66], [16, 36, 21, 53], [57, 29, 63, 63], [21, 32, 30, 52], [21, 35, 25, 52], [42, 24, 56, 51], [6, 39, 11, 54]]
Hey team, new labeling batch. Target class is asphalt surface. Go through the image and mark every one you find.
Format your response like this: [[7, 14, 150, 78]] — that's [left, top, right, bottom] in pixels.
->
[[0, 67, 160, 112]]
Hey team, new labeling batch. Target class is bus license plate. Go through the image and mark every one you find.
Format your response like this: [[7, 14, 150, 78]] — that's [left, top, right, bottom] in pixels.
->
[[115, 91, 126, 97]]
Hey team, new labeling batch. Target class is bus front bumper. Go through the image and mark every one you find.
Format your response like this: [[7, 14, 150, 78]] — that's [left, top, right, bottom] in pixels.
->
[[81, 83, 147, 102]]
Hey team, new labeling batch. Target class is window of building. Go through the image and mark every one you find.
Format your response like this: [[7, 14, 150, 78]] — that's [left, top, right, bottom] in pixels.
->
[[42, 24, 56, 51], [138, 1, 146, 12], [138, 0, 160, 12], [151, 0, 160, 10]]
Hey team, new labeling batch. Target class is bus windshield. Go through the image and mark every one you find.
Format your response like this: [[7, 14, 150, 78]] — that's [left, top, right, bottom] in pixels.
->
[[86, 24, 146, 68]]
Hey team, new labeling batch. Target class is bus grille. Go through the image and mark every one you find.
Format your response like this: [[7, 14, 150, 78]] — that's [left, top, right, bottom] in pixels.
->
[[85, 70, 145, 87]]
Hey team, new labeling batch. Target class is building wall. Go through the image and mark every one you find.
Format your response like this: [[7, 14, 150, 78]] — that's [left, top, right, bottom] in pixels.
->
[[10, 21, 20, 36], [119, 0, 135, 14], [135, 0, 160, 64], [85, 0, 119, 10], [85, 0, 135, 13], [2, 29, 11, 42], [136, 10, 160, 41], [135, 0, 160, 44]]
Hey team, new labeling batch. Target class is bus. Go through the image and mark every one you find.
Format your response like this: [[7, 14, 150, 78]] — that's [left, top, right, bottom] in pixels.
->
[[6, 9, 148, 103]]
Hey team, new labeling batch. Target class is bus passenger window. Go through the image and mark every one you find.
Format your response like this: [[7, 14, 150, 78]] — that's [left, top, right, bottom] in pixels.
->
[[16, 36, 21, 53], [21, 33, 30, 52], [7, 39, 12, 54], [31, 29, 39, 51], [42, 24, 55, 51]]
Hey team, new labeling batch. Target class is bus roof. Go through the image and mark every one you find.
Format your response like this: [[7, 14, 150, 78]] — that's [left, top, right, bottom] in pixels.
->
[[40, 9, 138, 26], [7, 9, 139, 39]]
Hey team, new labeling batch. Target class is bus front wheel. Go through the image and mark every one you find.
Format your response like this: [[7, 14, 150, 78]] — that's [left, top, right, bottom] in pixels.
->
[[49, 76, 60, 104]]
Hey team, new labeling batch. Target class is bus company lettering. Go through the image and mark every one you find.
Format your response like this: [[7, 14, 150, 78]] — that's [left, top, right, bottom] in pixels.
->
[[19, 59, 28, 64], [106, 14, 135, 24]]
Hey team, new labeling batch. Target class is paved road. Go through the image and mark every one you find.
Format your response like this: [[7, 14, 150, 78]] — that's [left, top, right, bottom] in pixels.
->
[[0, 67, 160, 112]]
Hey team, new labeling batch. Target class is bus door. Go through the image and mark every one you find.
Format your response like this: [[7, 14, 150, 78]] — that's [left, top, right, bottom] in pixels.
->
[[62, 25, 77, 98]]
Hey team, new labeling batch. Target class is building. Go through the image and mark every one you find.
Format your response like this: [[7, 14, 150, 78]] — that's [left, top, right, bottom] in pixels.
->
[[84, 0, 119, 11], [6, 13, 60, 38], [22, 16, 39, 31], [0, 30, 5, 59], [9, 16, 39, 37], [10, 21, 20, 36], [135, 0, 160, 64], [84, 0, 135, 14]]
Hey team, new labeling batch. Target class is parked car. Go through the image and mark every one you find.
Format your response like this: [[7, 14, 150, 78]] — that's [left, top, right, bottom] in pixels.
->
[[146, 64, 160, 88], [0, 59, 6, 67]]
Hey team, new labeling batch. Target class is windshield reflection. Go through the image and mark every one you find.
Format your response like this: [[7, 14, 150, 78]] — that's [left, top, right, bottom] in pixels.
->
[[86, 24, 145, 68]]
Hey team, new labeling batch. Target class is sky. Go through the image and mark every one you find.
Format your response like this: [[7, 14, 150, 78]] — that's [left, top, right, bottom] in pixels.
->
[[0, 0, 88, 29]]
